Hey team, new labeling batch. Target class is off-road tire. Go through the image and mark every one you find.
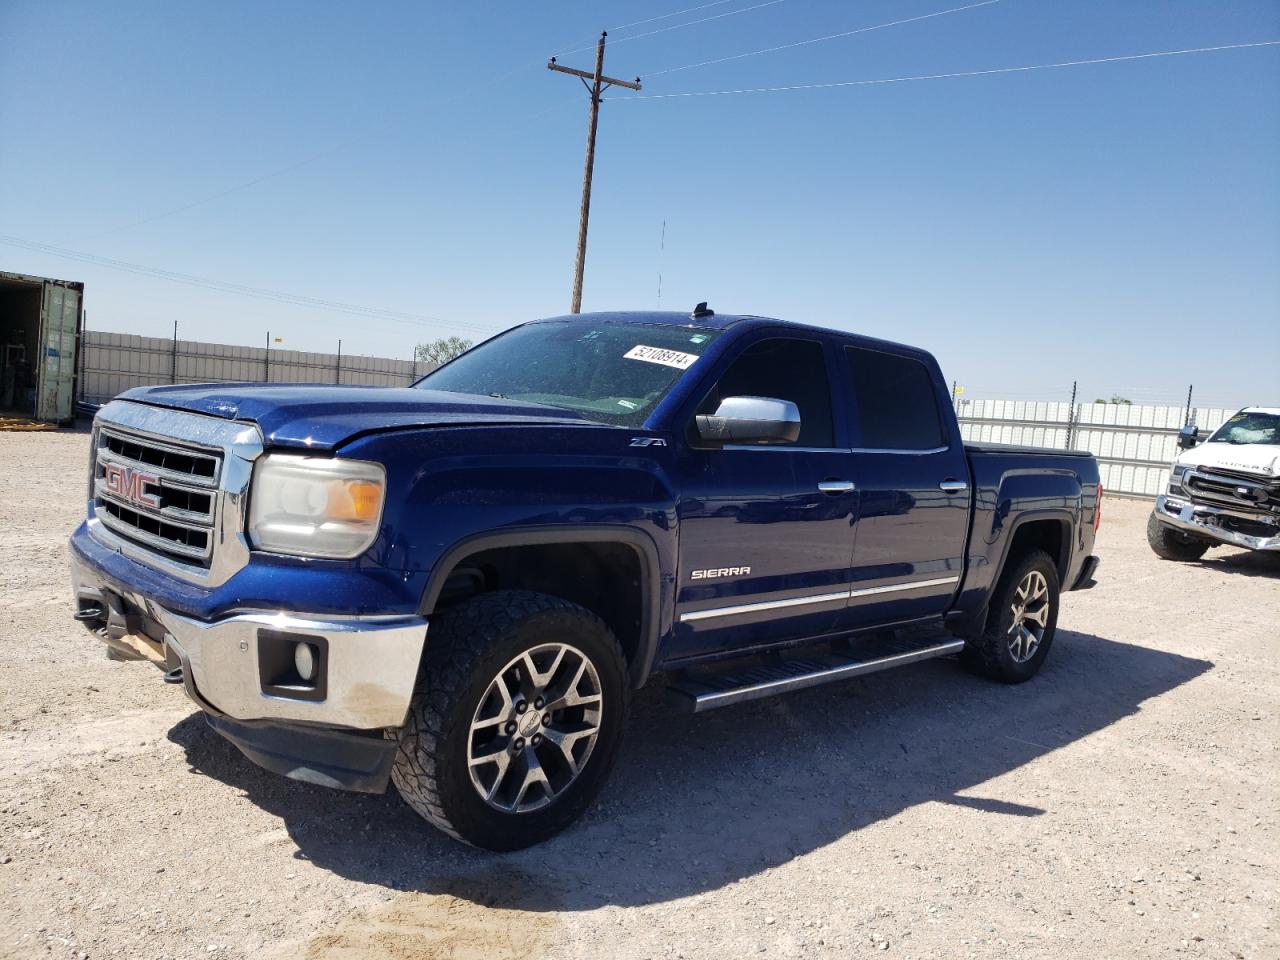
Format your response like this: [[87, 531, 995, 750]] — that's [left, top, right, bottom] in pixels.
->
[[390, 590, 629, 851], [961, 548, 1061, 684], [1146, 512, 1210, 562]]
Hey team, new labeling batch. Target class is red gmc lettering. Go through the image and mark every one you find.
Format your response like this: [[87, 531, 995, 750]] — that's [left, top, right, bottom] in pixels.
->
[[104, 463, 160, 509]]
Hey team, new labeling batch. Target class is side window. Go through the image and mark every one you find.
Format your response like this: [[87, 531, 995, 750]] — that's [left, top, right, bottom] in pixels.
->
[[845, 347, 946, 450], [697, 338, 834, 447]]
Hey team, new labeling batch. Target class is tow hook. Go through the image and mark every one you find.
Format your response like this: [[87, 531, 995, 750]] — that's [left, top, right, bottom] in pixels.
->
[[163, 667, 184, 685], [74, 604, 106, 621]]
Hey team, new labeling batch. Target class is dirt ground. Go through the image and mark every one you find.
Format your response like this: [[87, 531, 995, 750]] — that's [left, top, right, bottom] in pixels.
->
[[1, 429, 1276, 960]]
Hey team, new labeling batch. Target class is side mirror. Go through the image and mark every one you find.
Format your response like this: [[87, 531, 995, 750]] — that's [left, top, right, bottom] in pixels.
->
[[1177, 425, 1199, 449], [696, 396, 801, 445]]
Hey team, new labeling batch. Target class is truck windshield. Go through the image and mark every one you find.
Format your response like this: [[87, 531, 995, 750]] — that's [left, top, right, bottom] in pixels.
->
[[1206, 411, 1280, 446], [415, 321, 720, 425]]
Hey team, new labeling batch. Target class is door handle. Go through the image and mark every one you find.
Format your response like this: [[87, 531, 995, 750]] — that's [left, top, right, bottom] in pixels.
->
[[939, 480, 969, 493], [818, 479, 856, 494]]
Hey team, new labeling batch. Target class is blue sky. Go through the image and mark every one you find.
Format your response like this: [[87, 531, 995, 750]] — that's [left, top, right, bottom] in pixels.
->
[[1, 0, 1276, 405]]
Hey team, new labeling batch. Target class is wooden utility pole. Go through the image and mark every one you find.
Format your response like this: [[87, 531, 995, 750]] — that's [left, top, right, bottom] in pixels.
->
[[548, 32, 641, 313]]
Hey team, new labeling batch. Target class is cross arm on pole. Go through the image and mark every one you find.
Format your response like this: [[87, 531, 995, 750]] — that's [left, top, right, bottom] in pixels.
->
[[547, 60, 642, 92]]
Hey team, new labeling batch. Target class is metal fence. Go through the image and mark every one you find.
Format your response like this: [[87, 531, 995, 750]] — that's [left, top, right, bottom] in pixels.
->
[[79, 330, 435, 407], [78, 330, 1241, 500], [955, 398, 1238, 498]]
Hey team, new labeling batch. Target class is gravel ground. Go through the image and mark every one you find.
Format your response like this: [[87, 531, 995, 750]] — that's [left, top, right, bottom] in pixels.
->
[[1, 429, 1276, 960]]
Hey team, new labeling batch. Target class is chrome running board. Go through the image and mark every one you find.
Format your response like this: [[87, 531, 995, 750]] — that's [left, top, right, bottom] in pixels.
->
[[667, 633, 965, 713]]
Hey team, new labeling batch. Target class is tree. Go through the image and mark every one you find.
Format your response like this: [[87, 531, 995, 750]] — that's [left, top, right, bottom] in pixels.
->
[[1093, 395, 1133, 405], [415, 336, 472, 366]]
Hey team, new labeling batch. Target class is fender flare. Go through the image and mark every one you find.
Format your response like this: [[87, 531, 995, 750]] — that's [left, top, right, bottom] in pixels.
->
[[418, 525, 665, 688], [994, 508, 1076, 583], [949, 508, 1076, 638]]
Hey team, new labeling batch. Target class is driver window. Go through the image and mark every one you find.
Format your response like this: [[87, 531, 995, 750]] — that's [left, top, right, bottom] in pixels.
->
[[695, 337, 834, 447]]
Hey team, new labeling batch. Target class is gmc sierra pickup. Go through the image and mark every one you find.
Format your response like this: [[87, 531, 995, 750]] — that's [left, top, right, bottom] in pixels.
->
[[70, 307, 1101, 850]]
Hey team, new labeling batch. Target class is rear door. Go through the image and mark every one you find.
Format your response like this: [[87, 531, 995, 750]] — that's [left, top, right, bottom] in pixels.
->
[[839, 344, 969, 628], [667, 334, 858, 661], [36, 282, 80, 423]]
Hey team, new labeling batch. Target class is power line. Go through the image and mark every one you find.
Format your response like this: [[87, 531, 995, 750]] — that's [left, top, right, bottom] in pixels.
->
[[64, 55, 568, 245], [609, 0, 742, 34], [646, 0, 1002, 77], [66, 153, 336, 245], [558, 0, 793, 56], [613, 40, 1280, 99], [614, 0, 790, 46], [61, 3, 778, 246], [0, 234, 500, 336]]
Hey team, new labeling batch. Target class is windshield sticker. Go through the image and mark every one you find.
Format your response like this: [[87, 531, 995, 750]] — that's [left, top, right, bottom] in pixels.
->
[[624, 344, 699, 370], [689, 334, 709, 344], [616, 399, 638, 409]]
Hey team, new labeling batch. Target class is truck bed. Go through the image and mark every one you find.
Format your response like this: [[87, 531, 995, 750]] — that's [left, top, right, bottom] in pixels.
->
[[964, 441, 1093, 458]]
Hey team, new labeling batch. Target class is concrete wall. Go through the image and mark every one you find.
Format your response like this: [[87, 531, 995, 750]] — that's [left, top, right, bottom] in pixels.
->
[[80, 330, 435, 405]]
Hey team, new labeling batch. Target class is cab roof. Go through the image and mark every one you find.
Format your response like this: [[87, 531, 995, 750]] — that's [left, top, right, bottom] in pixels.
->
[[532, 310, 930, 360], [535, 310, 757, 332]]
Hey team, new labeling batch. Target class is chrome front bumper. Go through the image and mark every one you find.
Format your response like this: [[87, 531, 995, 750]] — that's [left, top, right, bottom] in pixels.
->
[[70, 556, 428, 729], [1154, 496, 1280, 552]]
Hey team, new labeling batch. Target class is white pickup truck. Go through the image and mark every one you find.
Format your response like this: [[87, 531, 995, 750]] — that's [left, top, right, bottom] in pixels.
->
[[1149, 407, 1280, 559]]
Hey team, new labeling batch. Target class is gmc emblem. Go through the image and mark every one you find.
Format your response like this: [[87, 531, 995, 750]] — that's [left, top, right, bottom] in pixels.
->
[[104, 463, 160, 509]]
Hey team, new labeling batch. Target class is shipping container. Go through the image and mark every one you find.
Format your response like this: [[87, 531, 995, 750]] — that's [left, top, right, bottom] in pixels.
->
[[0, 270, 84, 423]]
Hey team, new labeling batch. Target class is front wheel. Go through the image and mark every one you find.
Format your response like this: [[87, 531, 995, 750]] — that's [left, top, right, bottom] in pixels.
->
[[390, 590, 628, 850], [1147, 512, 1210, 561], [962, 548, 1061, 684]]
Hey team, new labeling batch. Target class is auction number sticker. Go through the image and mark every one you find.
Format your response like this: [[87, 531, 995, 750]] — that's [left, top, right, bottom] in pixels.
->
[[624, 344, 699, 369]]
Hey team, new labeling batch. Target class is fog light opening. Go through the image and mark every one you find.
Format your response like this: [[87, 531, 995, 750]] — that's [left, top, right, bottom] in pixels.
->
[[258, 629, 327, 701], [294, 642, 318, 682]]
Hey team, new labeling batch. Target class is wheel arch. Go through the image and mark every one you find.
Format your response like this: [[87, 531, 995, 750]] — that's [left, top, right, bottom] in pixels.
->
[[950, 510, 1073, 639], [419, 526, 664, 688], [1000, 512, 1073, 585]]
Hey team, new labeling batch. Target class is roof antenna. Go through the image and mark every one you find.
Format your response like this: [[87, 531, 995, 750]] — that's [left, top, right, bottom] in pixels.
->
[[691, 301, 714, 319]]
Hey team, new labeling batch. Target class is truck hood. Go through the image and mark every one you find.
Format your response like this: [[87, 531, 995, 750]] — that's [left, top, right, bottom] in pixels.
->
[[1176, 441, 1280, 478], [118, 383, 595, 449]]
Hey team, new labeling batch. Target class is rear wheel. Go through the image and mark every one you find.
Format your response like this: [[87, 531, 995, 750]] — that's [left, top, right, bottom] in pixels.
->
[[962, 548, 1060, 683], [1146, 512, 1210, 561], [390, 590, 628, 850]]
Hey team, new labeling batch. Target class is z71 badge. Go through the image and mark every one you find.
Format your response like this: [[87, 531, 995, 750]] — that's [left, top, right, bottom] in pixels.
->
[[690, 566, 751, 580]]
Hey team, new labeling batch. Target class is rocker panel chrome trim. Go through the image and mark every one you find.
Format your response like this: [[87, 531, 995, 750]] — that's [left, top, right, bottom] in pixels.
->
[[679, 575, 961, 623]]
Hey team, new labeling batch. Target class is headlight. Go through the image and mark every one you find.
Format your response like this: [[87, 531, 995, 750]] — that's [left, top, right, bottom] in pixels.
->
[[1170, 464, 1188, 480], [248, 455, 385, 559]]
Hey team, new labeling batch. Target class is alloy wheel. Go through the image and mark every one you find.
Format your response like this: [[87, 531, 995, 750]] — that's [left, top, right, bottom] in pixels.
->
[[467, 643, 603, 813], [1007, 570, 1050, 663]]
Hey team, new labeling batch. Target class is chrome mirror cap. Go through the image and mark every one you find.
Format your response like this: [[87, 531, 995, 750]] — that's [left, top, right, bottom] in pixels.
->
[[696, 396, 801, 444]]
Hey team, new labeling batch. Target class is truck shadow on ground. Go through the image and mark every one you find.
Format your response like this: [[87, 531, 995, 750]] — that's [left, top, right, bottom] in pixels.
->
[[168, 629, 1210, 913], [1197, 548, 1280, 579]]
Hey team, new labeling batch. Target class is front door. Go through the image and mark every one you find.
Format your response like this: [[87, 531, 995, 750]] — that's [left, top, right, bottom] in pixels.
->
[[668, 335, 858, 662]]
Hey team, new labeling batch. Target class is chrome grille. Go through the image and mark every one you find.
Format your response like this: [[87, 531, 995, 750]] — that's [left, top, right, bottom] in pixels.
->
[[93, 427, 224, 566]]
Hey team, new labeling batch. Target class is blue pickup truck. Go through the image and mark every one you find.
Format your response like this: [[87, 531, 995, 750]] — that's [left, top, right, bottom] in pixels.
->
[[70, 306, 1101, 849]]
